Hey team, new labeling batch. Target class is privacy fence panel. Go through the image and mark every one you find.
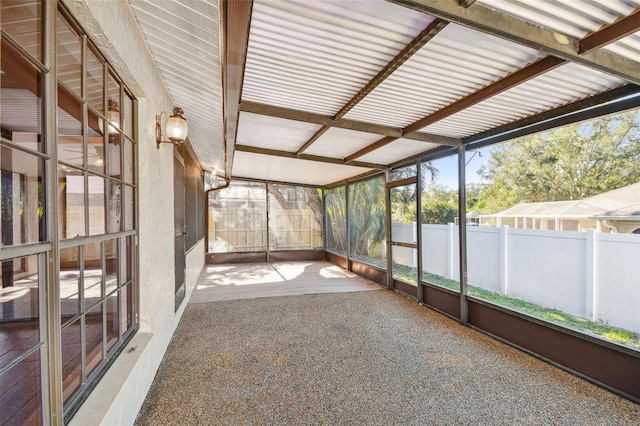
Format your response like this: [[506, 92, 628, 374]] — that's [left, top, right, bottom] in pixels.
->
[[417, 223, 640, 334]]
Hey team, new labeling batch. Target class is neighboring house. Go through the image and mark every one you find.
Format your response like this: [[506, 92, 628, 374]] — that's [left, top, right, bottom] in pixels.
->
[[589, 202, 640, 234], [479, 182, 640, 233]]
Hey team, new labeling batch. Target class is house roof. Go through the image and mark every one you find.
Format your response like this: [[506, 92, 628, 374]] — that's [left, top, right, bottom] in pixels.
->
[[590, 201, 640, 221], [588, 181, 640, 205], [124, 0, 640, 186], [487, 199, 625, 218]]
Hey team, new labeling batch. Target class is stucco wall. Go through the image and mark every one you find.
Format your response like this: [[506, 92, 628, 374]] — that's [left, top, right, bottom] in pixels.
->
[[62, 1, 205, 424]]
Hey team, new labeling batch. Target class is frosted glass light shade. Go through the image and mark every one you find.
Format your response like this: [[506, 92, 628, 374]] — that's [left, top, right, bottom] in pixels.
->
[[166, 107, 188, 143]]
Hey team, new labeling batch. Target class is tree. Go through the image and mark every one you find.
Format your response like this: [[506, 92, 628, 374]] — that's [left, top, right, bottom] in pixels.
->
[[478, 111, 640, 213], [421, 200, 457, 224], [325, 178, 386, 257]]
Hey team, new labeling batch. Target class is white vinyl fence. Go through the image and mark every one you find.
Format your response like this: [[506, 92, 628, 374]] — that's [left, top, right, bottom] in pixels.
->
[[395, 223, 640, 334]]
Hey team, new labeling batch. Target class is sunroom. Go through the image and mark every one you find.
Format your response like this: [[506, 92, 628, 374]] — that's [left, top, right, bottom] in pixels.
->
[[1, 0, 639, 424]]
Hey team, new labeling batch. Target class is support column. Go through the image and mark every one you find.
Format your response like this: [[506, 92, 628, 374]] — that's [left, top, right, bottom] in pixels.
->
[[458, 145, 468, 325]]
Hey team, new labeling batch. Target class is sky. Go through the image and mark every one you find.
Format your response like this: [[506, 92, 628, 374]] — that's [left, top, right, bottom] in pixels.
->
[[428, 147, 490, 189]]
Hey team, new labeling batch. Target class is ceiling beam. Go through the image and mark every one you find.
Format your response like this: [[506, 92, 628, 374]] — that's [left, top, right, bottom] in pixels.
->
[[345, 55, 564, 163], [240, 101, 461, 146], [464, 84, 640, 149], [403, 56, 565, 134], [333, 18, 448, 119], [387, 0, 640, 86], [578, 8, 640, 54], [387, 85, 640, 169], [234, 144, 385, 170], [221, 0, 253, 180], [296, 18, 448, 155]]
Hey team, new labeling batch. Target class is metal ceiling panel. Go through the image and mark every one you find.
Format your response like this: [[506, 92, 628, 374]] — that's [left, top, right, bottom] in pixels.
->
[[478, 0, 640, 63], [232, 151, 372, 186], [128, 0, 224, 172], [304, 128, 382, 159], [236, 112, 322, 152], [343, 23, 545, 128], [357, 138, 440, 165], [420, 62, 626, 138], [242, 0, 435, 116]]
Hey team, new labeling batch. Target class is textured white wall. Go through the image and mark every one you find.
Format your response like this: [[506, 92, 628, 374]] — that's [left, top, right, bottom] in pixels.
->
[[62, 1, 206, 424]]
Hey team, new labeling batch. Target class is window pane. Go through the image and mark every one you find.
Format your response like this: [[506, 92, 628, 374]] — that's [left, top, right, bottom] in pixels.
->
[[56, 14, 82, 97], [420, 157, 460, 292], [208, 181, 267, 253], [268, 184, 322, 250], [1, 39, 43, 152], [58, 165, 85, 239], [58, 84, 84, 168], [105, 239, 118, 296], [0, 350, 43, 426], [105, 293, 119, 353], [124, 185, 134, 231], [87, 131, 105, 175], [83, 242, 102, 311], [86, 47, 104, 113], [1, 147, 45, 246], [108, 182, 122, 233], [88, 176, 106, 236], [467, 112, 640, 351], [349, 176, 386, 268], [120, 283, 133, 335], [60, 246, 81, 326], [123, 93, 134, 139], [324, 186, 346, 254], [106, 137, 122, 179], [85, 304, 103, 378], [124, 236, 133, 283], [1, 0, 42, 62], [0, 255, 40, 369], [61, 319, 82, 403], [123, 137, 134, 184]]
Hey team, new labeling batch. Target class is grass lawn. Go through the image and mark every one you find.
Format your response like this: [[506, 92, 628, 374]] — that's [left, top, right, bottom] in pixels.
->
[[423, 272, 640, 349], [343, 256, 640, 349]]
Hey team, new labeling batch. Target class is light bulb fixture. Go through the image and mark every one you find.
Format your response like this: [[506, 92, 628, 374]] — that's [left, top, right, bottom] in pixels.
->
[[156, 106, 188, 149], [106, 98, 120, 133], [98, 98, 121, 140]]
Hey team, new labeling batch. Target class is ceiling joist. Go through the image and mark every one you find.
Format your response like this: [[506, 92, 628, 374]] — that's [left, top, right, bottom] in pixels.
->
[[345, 55, 564, 163], [578, 8, 640, 54], [296, 18, 449, 155], [240, 101, 461, 146], [387, 0, 640, 86]]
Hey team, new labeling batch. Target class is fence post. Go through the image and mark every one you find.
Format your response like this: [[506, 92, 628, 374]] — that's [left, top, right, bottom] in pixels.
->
[[585, 229, 597, 321], [500, 225, 508, 295], [448, 222, 455, 279]]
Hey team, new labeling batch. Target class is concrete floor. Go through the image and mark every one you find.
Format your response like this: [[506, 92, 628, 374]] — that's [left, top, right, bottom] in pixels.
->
[[136, 261, 640, 425]]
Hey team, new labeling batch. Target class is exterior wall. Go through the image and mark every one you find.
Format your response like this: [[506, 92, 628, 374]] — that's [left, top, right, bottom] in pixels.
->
[[62, 1, 205, 424], [611, 221, 640, 234]]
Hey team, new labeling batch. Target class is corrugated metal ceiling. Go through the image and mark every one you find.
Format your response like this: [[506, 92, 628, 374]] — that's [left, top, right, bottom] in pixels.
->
[[128, 0, 224, 173], [126, 0, 640, 186]]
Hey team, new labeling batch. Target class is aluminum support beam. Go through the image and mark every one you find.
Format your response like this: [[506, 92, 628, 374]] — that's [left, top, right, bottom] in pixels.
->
[[221, 0, 253, 180]]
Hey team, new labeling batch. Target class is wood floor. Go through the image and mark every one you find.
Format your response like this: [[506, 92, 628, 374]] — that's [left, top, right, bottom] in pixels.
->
[[190, 261, 382, 303]]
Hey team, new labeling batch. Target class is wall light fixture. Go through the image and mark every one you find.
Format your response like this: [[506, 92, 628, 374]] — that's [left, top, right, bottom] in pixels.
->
[[156, 106, 188, 149]]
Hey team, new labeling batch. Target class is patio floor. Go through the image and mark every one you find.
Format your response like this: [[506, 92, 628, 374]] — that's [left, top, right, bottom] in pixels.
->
[[135, 261, 640, 425]]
